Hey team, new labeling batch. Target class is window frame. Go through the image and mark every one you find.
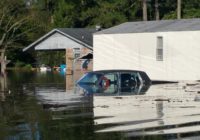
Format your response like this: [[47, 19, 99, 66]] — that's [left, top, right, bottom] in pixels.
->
[[156, 36, 163, 61], [73, 48, 81, 59]]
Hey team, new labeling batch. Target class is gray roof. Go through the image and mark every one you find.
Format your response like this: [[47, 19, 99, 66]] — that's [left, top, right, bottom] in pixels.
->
[[23, 28, 97, 52], [58, 28, 97, 46], [96, 18, 200, 34]]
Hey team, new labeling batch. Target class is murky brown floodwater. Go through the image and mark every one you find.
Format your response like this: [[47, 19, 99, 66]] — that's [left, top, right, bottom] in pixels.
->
[[1, 70, 200, 140]]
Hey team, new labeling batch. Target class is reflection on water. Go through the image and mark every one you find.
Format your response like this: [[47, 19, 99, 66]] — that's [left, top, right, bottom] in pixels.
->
[[1, 71, 200, 139], [94, 83, 200, 139]]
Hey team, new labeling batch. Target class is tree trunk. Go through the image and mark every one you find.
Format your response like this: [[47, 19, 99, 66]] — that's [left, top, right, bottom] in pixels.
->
[[0, 49, 6, 75], [142, 0, 147, 21], [0, 69, 8, 101], [155, 0, 160, 20], [177, 0, 181, 19]]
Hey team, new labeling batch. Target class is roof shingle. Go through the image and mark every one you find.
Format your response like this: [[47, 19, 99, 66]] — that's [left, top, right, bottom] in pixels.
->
[[95, 18, 200, 34], [57, 28, 97, 46]]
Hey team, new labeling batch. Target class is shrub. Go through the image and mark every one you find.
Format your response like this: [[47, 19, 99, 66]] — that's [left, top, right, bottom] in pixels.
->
[[23, 64, 32, 70], [15, 61, 25, 68]]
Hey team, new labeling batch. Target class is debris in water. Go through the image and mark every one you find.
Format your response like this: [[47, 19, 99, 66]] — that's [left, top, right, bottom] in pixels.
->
[[186, 83, 198, 86], [114, 97, 123, 99], [155, 98, 170, 102]]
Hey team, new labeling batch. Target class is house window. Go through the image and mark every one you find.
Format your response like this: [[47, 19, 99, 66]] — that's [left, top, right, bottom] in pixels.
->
[[73, 48, 80, 59], [156, 36, 163, 61]]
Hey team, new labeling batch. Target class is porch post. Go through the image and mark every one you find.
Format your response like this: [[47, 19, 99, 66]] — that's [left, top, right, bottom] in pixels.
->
[[66, 48, 73, 75], [66, 48, 74, 90]]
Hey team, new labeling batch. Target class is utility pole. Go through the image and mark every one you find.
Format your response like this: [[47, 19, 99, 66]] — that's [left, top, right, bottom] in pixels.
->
[[155, 0, 159, 20], [177, 0, 181, 19], [142, 0, 148, 21]]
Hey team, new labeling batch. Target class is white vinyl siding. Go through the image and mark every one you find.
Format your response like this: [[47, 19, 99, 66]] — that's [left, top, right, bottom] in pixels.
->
[[94, 31, 200, 81], [35, 33, 83, 50]]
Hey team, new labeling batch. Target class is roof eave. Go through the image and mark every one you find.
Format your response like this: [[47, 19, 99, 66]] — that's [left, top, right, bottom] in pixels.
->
[[23, 29, 58, 52]]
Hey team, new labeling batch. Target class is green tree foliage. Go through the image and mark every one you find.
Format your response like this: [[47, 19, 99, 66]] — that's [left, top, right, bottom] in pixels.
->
[[52, 0, 200, 28], [53, 0, 140, 28], [53, 0, 78, 27], [154, 0, 200, 19], [0, 0, 29, 73], [0, 0, 53, 71], [182, 0, 200, 18], [0, 0, 27, 48], [2, 0, 200, 69], [89, 0, 128, 28]]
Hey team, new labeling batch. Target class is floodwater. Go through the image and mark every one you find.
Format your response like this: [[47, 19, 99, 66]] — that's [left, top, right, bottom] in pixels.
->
[[1, 71, 200, 140]]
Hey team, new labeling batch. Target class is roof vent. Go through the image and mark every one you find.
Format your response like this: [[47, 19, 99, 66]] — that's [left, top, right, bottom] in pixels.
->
[[96, 25, 101, 31]]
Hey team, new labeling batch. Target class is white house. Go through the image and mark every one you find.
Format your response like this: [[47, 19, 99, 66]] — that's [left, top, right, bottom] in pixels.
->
[[93, 18, 200, 81]]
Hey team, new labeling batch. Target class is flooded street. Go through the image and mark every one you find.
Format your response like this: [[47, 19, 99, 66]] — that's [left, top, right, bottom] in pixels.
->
[[1, 71, 200, 140]]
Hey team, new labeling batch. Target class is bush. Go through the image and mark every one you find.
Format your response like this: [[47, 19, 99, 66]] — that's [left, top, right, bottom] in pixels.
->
[[23, 64, 32, 70], [15, 61, 25, 68]]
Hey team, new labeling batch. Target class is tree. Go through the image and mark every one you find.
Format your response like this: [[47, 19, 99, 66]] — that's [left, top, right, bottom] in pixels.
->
[[53, 0, 129, 28], [155, 0, 160, 20], [0, 0, 52, 73], [53, 0, 77, 27], [142, 0, 148, 21], [181, 0, 200, 18], [177, 0, 181, 19], [0, 0, 28, 74], [91, 0, 128, 28]]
